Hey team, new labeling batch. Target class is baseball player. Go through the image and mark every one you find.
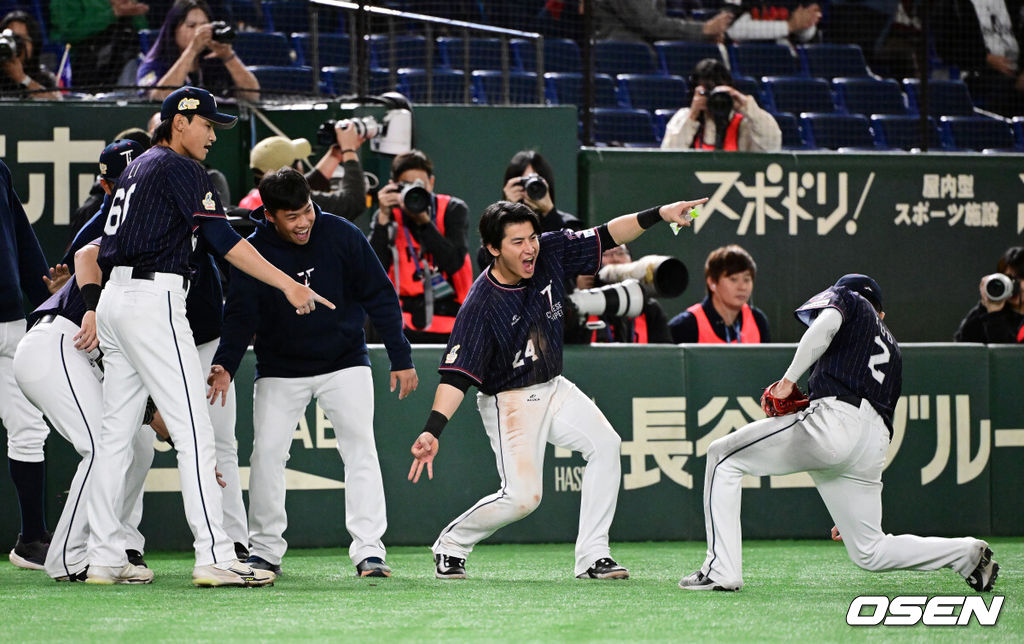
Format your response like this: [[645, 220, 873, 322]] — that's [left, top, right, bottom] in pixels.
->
[[679, 274, 999, 592], [86, 86, 331, 587], [408, 198, 707, 580], [1, 158, 69, 570], [208, 167, 416, 577]]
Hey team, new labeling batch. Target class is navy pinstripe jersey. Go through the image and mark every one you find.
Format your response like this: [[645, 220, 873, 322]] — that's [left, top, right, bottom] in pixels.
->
[[439, 228, 602, 395], [795, 285, 902, 428], [30, 239, 100, 327], [99, 146, 239, 277]]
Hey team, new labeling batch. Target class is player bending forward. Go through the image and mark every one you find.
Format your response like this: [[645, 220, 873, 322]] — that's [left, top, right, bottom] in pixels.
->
[[409, 198, 707, 580], [679, 274, 999, 592]]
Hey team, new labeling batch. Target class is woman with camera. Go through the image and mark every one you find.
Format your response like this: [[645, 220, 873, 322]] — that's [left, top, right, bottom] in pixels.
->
[[0, 11, 60, 99], [137, 0, 259, 101], [660, 58, 780, 152], [954, 247, 1024, 344]]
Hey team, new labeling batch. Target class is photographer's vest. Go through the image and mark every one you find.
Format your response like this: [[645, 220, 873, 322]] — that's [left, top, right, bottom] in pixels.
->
[[686, 302, 760, 343], [693, 113, 743, 151], [587, 314, 649, 343], [391, 194, 472, 333], [1018, 323, 1024, 343]]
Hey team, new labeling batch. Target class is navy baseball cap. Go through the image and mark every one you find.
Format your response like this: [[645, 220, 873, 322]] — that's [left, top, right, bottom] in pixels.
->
[[160, 86, 237, 128], [835, 273, 883, 311], [98, 139, 147, 181]]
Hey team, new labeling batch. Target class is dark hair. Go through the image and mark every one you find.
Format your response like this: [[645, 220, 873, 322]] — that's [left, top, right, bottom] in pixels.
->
[[998, 246, 1024, 278], [259, 167, 312, 215], [114, 127, 154, 151], [479, 201, 540, 251], [689, 58, 732, 97], [142, 0, 212, 71], [391, 149, 433, 180], [705, 244, 756, 295], [0, 10, 44, 73], [151, 114, 194, 145], [502, 150, 557, 203]]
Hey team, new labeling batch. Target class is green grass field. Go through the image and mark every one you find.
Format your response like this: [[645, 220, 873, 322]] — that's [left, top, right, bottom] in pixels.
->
[[1, 539, 1018, 642]]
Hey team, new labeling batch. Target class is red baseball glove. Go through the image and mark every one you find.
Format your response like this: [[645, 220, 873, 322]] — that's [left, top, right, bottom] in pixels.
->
[[760, 381, 810, 417]]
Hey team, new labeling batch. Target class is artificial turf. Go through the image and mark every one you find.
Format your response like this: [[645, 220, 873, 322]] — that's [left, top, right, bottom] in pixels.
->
[[1, 539, 1018, 642]]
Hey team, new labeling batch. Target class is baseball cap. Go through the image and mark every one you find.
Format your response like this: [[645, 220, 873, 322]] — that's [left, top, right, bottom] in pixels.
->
[[250, 136, 312, 173], [835, 273, 883, 311], [160, 86, 237, 128], [98, 139, 147, 181]]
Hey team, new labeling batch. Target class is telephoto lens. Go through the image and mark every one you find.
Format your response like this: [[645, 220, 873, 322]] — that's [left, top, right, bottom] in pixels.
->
[[521, 174, 548, 201], [983, 273, 1020, 303], [400, 180, 431, 213]]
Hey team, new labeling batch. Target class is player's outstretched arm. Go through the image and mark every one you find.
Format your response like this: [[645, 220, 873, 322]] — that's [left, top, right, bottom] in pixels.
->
[[409, 383, 465, 483], [223, 239, 336, 314], [605, 198, 709, 246]]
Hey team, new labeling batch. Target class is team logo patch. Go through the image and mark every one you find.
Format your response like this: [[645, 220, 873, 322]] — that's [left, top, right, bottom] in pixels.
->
[[99, 162, 108, 175], [444, 345, 460, 364], [202, 191, 216, 211], [178, 97, 201, 111]]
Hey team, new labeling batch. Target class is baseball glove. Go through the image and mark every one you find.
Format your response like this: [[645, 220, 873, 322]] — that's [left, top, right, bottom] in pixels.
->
[[760, 381, 810, 417]]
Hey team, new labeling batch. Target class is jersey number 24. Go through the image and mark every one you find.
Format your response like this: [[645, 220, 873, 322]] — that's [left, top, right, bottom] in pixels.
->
[[512, 339, 539, 369]]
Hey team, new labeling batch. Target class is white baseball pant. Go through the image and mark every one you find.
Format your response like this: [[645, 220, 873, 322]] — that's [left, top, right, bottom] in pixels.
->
[[247, 365, 386, 566], [88, 268, 234, 567], [433, 376, 622, 577], [699, 396, 984, 588], [1, 319, 50, 462]]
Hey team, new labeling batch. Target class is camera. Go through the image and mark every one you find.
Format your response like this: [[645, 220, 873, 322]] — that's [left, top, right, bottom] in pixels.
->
[[316, 116, 380, 146], [598, 255, 688, 298], [569, 279, 646, 319], [982, 273, 1021, 303], [705, 87, 734, 149], [517, 174, 548, 201], [209, 21, 236, 44], [397, 178, 431, 214], [0, 29, 23, 63]]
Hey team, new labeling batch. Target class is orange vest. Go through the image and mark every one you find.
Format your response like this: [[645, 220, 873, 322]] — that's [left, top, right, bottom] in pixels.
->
[[587, 313, 649, 343], [239, 187, 262, 210], [1018, 322, 1024, 343], [693, 113, 743, 151], [392, 194, 472, 334], [686, 302, 761, 344]]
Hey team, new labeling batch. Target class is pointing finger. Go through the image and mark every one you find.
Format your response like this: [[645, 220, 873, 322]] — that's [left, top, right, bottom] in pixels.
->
[[314, 293, 336, 310]]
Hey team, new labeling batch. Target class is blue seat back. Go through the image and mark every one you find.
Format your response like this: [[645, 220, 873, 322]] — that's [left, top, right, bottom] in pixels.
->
[[731, 43, 800, 78], [833, 78, 907, 116], [799, 44, 871, 78], [940, 116, 1016, 151], [292, 33, 350, 67], [472, 71, 541, 104], [594, 41, 659, 76], [545, 72, 621, 108], [870, 115, 943, 150], [800, 113, 875, 149], [764, 77, 835, 114], [654, 41, 724, 77], [593, 108, 658, 146], [617, 74, 688, 110], [903, 79, 975, 116], [234, 32, 293, 67], [512, 38, 581, 73]]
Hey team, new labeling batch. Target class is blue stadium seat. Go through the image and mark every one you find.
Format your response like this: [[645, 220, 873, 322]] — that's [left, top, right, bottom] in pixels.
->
[[870, 115, 944, 150], [262, 1, 340, 35], [592, 108, 659, 146], [233, 32, 294, 67], [772, 112, 808, 149], [511, 38, 581, 73], [472, 71, 541, 104], [832, 78, 908, 116], [226, 0, 265, 30], [903, 79, 976, 116], [763, 77, 836, 114], [594, 41, 659, 76], [292, 33, 350, 68], [397, 69, 469, 104], [544, 72, 621, 108], [368, 35, 428, 71], [139, 29, 156, 54], [731, 75, 769, 109], [653, 108, 677, 143], [320, 66, 349, 95], [940, 116, 1016, 151], [1013, 117, 1024, 150], [249, 65, 314, 94], [438, 37, 513, 71], [730, 43, 800, 79], [800, 113, 876, 149], [654, 41, 724, 77], [798, 44, 871, 78], [617, 74, 688, 111]]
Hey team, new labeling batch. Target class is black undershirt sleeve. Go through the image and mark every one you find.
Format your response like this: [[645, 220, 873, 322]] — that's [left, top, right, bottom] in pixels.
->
[[440, 371, 475, 393]]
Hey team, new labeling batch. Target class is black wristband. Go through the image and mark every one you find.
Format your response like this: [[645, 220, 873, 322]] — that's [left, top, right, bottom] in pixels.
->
[[80, 283, 102, 311], [636, 206, 663, 229], [423, 409, 449, 439]]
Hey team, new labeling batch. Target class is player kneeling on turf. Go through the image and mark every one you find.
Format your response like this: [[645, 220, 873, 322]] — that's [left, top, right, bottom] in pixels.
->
[[409, 197, 707, 580], [679, 274, 999, 593]]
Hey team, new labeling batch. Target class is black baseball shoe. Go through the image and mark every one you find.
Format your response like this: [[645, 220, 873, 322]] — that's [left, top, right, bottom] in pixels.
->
[[8, 534, 48, 570], [54, 566, 89, 582], [356, 556, 392, 578], [245, 555, 282, 576], [234, 542, 249, 561], [434, 553, 466, 579], [576, 557, 629, 579], [966, 545, 999, 592], [677, 570, 740, 591], [125, 549, 147, 568]]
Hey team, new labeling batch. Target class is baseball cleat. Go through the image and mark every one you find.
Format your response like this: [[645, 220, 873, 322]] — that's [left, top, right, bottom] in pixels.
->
[[126, 549, 148, 568], [8, 534, 49, 571], [192, 562, 275, 588], [85, 563, 155, 585], [434, 553, 467, 579], [234, 542, 250, 561], [966, 545, 999, 592], [576, 557, 629, 579], [54, 567, 89, 582], [356, 556, 392, 578], [678, 570, 739, 591], [245, 555, 282, 576]]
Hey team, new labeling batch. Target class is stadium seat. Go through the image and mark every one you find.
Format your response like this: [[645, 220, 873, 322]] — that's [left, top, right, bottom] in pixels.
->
[[654, 41, 725, 77], [233, 32, 294, 67], [262, 1, 340, 35], [832, 78, 908, 116], [903, 79, 976, 116], [138, 29, 156, 54], [653, 108, 677, 143], [592, 108, 659, 146], [227, 0, 265, 30], [870, 115, 944, 150], [731, 75, 769, 109], [324, 67, 394, 95], [617, 74, 688, 111], [249, 65, 314, 94], [511, 38, 581, 73], [438, 37, 513, 71], [368, 35, 428, 71], [799, 44, 872, 78], [763, 77, 836, 114], [545, 72, 621, 108], [594, 41, 659, 76], [940, 116, 1016, 151], [800, 113, 876, 149], [772, 112, 808, 149], [292, 33, 350, 68], [730, 43, 800, 79], [397, 68, 468, 104], [472, 70, 542, 104], [1013, 116, 1024, 150]]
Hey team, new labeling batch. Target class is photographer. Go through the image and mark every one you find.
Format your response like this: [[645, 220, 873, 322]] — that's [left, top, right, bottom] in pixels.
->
[[0, 11, 60, 99], [370, 149, 471, 343], [661, 58, 781, 152], [954, 247, 1024, 343], [137, 0, 259, 101]]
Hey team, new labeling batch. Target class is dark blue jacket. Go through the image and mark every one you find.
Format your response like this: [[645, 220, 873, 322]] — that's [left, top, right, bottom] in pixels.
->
[[214, 203, 413, 379], [1, 160, 49, 322]]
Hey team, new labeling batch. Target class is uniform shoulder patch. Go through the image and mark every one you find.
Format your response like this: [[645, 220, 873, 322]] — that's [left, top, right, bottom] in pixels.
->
[[202, 191, 216, 211], [444, 344, 460, 364]]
